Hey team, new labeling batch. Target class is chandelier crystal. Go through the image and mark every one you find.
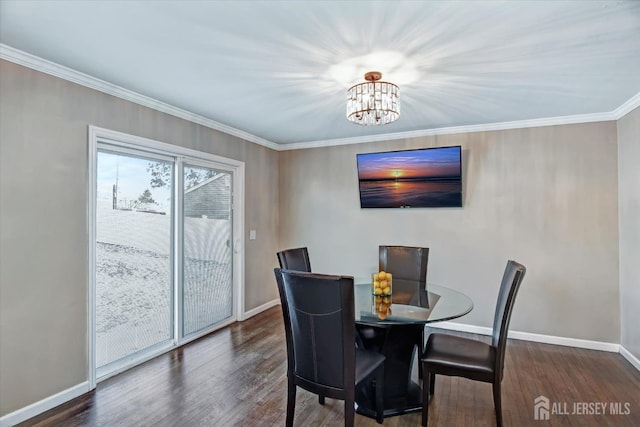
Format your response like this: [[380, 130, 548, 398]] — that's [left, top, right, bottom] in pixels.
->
[[346, 71, 400, 126]]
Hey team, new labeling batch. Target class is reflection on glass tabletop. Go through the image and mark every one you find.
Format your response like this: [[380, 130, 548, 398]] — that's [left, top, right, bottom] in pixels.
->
[[354, 278, 473, 325]]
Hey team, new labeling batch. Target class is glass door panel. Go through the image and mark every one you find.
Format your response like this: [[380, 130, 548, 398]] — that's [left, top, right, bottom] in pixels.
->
[[182, 165, 233, 336], [95, 150, 173, 370]]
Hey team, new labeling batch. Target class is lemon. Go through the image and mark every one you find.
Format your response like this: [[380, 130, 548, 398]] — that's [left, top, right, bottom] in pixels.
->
[[378, 271, 386, 280]]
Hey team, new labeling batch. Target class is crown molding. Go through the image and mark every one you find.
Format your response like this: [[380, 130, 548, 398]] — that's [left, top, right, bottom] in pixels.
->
[[2, 43, 635, 152], [613, 91, 640, 119], [0, 44, 280, 151], [281, 111, 616, 150]]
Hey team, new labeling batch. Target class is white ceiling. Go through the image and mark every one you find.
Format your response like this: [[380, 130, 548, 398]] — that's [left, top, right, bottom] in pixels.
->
[[1, 0, 639, 146]]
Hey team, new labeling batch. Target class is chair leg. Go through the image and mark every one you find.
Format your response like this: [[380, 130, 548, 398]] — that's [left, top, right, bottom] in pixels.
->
[[345, 398, 355, 427], [418, 331, 424, 379], [319, 395, 325, 405], [422, 369, 431, 426], [493, 381, 503, 427], [286, 376, 296, 427], [375, 365, 384, 424], [429, 373, 435, 396]]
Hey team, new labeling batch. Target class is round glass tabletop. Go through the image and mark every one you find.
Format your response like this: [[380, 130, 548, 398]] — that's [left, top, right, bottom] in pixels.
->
[[354, 278, 473, 325]]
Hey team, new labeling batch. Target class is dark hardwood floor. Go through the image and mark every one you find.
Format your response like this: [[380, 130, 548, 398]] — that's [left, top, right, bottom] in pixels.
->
[[20, 307, 640, 426]]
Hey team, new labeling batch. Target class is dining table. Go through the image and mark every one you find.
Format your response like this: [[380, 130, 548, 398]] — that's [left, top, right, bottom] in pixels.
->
[[353, 277, 473, 419]]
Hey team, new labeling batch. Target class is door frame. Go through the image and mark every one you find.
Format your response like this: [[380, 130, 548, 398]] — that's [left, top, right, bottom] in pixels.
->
[[88, 125, 245, 389]]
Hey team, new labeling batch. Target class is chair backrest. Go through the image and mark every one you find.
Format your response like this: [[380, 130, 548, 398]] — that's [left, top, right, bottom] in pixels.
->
[[277, 247, 312, 272], [491, 260, 526, 377], [379, 245, 429, 282], [274, 268, 355, 390]]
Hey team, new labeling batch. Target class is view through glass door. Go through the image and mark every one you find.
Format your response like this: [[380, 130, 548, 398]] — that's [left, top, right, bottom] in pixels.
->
[[182, 164, 233, 336], [93, 140, 237, 380], [95, 150, 174, 373]]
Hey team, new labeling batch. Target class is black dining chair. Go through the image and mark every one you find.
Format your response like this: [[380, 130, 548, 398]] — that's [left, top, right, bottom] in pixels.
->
[[274, 268, 385, 426], [277, 246, 365, 405], [379, 245, 429, 282], [379, 245, 429, 377], [420, 260, 526, 427], [277, 247, 312, 272]]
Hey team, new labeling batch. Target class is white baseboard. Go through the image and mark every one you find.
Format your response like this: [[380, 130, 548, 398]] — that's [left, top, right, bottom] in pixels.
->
[[242, 298, 280, 320], [431, 321, 620, 353], [619, 345, 640, 371], [0, 382, 89, 427]]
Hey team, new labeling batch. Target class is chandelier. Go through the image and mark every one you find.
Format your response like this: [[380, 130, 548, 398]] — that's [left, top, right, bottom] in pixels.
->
[[346, 71, 400, 125]]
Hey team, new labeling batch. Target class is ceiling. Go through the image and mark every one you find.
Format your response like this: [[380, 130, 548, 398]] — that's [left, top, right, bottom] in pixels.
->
[[1, 1, 639, 146]]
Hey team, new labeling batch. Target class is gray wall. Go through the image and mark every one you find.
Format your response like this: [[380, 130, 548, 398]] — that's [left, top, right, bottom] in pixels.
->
[[279, 123, 620, 342], [0, 60, 280, 416], [617, 106, 640, 360]]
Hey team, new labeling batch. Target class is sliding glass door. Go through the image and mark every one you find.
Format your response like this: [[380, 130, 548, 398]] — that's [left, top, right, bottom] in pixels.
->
[[95, 150, 174, 373], [91, 131, 241, 382], [182, 164, 233, 336]]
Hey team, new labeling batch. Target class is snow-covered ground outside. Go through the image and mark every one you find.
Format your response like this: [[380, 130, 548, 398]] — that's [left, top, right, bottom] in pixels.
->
[[96, 206, 232, 367]]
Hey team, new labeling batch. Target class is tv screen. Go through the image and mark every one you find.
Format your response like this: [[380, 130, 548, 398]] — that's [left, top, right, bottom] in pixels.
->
[[356, 146, 462, 208]]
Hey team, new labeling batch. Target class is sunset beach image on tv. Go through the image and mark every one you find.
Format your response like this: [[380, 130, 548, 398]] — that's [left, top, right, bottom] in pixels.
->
[[356, 146, 462, 208]]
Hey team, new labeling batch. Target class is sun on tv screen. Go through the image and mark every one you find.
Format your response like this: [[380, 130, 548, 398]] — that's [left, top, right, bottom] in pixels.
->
[[356, 146, 462, 208]]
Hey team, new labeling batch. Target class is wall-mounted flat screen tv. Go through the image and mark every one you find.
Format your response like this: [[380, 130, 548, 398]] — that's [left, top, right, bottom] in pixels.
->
[[357, 146, 462, 208]]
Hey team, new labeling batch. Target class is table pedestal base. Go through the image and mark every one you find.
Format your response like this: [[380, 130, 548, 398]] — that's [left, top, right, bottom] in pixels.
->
[[356, 380, 422, 418], [355, 323, 424, 419]]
